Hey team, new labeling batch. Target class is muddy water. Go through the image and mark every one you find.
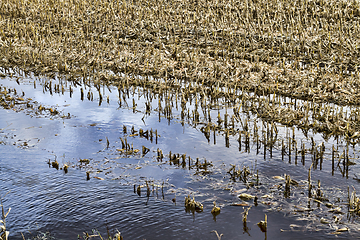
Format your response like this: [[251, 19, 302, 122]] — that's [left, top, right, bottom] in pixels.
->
[[1, 73, 359, 239]]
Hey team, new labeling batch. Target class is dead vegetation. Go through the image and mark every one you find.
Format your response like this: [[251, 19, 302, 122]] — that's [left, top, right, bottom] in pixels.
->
[[1, 0, 360, 103], [1, 0, 360, 141], [0, 0, 360, 141], [0, 192, 11, 240]]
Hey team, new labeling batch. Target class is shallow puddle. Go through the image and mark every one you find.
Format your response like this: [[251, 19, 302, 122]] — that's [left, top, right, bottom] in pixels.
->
[[1, 71, 360, 240]]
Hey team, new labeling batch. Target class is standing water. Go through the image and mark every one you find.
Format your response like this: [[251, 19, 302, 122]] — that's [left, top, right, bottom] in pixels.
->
[[1, 72, 360, 240]]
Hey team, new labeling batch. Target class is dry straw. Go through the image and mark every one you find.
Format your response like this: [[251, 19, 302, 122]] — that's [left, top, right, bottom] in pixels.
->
[[2, 0, 360, 142], [1, 0, 360, 104], [0, 192, 11, 240]]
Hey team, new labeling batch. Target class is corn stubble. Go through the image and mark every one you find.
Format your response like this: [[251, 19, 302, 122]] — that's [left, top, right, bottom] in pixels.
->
[[2, 0, 360, 188], [1, 0, 359, 96], [1, 0, 360, 140]]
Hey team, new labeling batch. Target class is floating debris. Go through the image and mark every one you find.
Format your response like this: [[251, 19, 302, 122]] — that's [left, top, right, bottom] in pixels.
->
[[185, 195, 203, 213], [273, 176, 285, 181], [320, 218, 330, 224], [0, 85, 65, 118], [51, 160, 59, 170], [230, 203, 250, 207], [114, 231, 123, 240], [242, 206, 251, 223], [210, 230, 223, 240], [79, 159, 90, 164], [238, 193, 255, 201], [257, 214, 267, 232], [211, 201, 221, 216], [93, 177, 104, 181]]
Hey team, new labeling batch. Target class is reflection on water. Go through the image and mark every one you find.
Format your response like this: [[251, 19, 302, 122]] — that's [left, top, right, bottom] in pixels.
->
[[1, 72, 360, 239]]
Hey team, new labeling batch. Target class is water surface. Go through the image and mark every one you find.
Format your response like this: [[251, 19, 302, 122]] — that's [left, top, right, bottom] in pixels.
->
[[1, 73, 359, 239]]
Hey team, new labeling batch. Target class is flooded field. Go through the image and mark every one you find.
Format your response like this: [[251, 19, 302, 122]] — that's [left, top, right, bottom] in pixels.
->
[[1, 70, 360, 240], [2, 0, 360, 239]]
